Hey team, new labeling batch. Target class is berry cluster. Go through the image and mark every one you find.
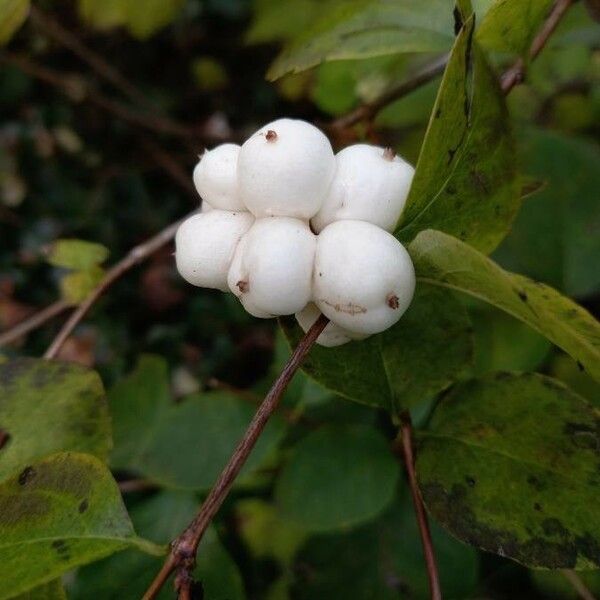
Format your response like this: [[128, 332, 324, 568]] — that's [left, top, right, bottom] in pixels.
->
[[175, 118, 416, 347]]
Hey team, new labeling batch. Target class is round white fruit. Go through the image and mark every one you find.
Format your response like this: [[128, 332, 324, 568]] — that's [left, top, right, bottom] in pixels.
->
[[237, 119, 335, 219], [228, 217, 316, 317], [193, 144, 245, 211], [175, 210, 254, 291], [311, 144, 414, 233], [313, 220, 415, 335], [295, 303, 369, 347]]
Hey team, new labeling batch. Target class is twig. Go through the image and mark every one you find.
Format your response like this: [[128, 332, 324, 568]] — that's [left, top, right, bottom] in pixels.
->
[[0, 299, 72, 347], [44, 218, 186, 360], [561, 570, 597, 600], [396, 412, 442, 600], [332, 0, 574, 131], [142, 314, 329, 600], [0, 53, 212, 142], [118, 479, 158, 494], [142, 139, 197, 197], [29, 5, 153, 111], [330, 54, 448, 131], [501, 0, 574, 93]]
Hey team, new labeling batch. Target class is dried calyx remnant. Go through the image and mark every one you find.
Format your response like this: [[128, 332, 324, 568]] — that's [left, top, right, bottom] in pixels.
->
[[176, 118, 416, 346]]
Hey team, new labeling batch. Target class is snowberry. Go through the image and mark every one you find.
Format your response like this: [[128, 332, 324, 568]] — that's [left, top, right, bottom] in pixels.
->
[[193, 144, 246, 211], [311, 144, 414, 234], [313, 220, 415, 335], [296, 303, 369, 347], [175, 210, 254, 291], [228, 217, 316, 318], [237, 119, 336, 219]]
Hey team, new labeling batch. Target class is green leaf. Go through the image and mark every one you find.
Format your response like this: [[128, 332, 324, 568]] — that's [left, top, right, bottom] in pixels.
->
[[0, 452, 154, 600], [59, 266, 105, 304], [77, 0, 125, 29], [110, 356, 285, 490], [416, 372, 600, 569], [0, 0, 29, 45], [246, 0, 327, 44], [282, 285, 473, 412], [47, 239, 109, 270], [477, 0, 554, 56], [77, 0, 184, 39], [470, 305, 551, 375], [494, 130, 600, 298], [267, 0, 455, 80], [9, 580, 66, 600], [291, 493, 479, 599], [71, 491, 245, 600], [0, 358, 111, 481], [410, 229, 600, 381], [235, 499, 307, 565], [397, 16, 520, 254], [121, 0, 185, 40], [275, 425, 400, 532]]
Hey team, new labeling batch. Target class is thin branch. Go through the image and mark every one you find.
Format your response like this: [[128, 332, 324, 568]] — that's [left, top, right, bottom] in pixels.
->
[[118, 479, 158, 494], [0, 52, 224, 144], [330, 53, 448, 131], [561, 570, 597, 600], [29, 5, 154, 111], [332, 0, 574, 131], [395, 412, 442, 600], [142, 139, 197, 197], [44, 218, 186, 360], [0, 299, 72, 347], [501, 0, 574, 93], [142, 314, 329, 600]]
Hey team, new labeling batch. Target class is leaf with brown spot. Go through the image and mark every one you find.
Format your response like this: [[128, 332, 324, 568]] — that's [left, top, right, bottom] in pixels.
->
[[0, 358, 111, 481], [416, 373, 600, 569], [396, 16, 520, 254], [0, 452, 162, 600]]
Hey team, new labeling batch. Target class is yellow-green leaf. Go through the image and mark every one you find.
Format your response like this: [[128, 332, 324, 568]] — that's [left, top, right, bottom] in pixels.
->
[[410, 229, 600, 381], [47, 239, 109, 270], [417, 372, 600, 569], [0, 0, 29, 45], [0, 452, 158, 600]]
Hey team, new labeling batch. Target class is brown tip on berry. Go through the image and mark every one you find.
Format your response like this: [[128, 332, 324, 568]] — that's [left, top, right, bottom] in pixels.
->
[[265, 130, 278, 142], [383, 147, 396, 161], [236, 280, 249, 293], [387, 294, 399, 309]]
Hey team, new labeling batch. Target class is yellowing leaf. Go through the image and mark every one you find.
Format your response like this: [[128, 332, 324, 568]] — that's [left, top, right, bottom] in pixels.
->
[[0, 0, 29, 45]]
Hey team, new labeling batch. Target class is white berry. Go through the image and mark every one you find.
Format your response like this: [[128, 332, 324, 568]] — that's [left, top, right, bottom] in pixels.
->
[[175, 210, 254, 291], [237, 119, 336, 219], [311, 144, 414, 234], [296, 303, 369, 347], [228, 217, 316, 317], [193, 144, 246, 211], [313, 220, 415, 335]]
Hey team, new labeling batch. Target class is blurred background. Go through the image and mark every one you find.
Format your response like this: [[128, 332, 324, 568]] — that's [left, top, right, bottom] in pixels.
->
[[0, 0, 599, 598]]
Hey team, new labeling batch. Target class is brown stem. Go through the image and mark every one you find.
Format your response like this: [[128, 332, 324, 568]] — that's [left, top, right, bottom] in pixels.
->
[[333, 0, 574, 131], [0, 53, 218, 143], [501, 0, 574, 94], [142, 315, 329, 600], [29, 5, 153, 111], [118, 479, 158, 494], [44, 218, 186, 360], [561, 570, 597, 600], [330, 54, 448, 131], [396, 412, 442, 600], [0, 300, 72, 347]]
